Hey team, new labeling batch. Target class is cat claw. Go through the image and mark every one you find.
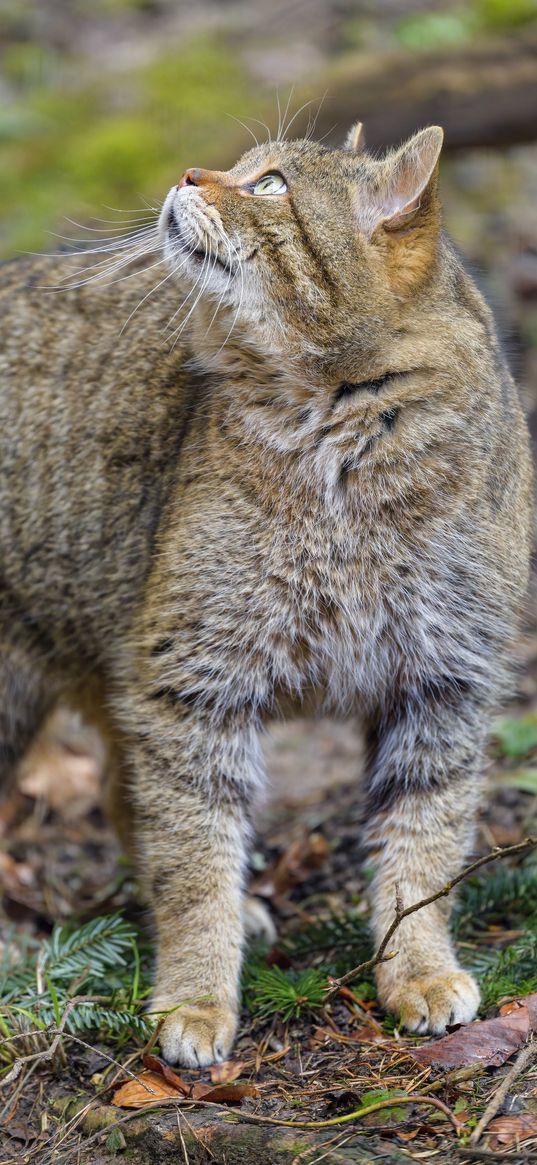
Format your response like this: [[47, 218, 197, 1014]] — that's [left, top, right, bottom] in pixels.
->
[[385, 970, 479, 1035], [158, 1001, 238, 1068]]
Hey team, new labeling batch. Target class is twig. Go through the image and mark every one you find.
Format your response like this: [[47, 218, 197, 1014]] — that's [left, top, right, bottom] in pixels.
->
[[176, 1110, 190, 1165], [458, 1150, 537, 1162], [470, 1036, 537, 1146], [325, 836, 537, 1000], [223, 1091, 462, 1133], [0, 1003, 154, 1095], [0, 996, 104, 1088]]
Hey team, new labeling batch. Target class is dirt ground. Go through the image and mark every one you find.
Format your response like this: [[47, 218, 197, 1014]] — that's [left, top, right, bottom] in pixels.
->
[[2, 637, 537, 1165]]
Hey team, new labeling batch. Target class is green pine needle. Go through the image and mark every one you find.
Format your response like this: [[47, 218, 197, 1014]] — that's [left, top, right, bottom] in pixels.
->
[[0, 914, 153, 1062], [247, 966, 329, 1022]]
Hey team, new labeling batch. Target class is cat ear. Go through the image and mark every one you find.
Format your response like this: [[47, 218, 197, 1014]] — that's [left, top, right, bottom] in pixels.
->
[[344, 121, 365, 152], [359, 126, 443, 236]]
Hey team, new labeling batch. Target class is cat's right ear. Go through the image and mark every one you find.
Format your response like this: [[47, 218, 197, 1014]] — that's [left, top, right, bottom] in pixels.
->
[[344, 122, 365, 153]]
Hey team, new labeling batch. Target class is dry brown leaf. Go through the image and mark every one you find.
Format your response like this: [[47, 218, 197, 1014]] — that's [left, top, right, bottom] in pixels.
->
[[112, 1070, 184, 1108], [500, 997, 537, 1018], [190, 1082, 258, 1103], [410, 994, 537, 1069], [487, 1112, 537, 1149], [142, 1053, 190, 1095], [209, 1060, 245, 1084], [17, 707, 104, 820], [251, 832, 329, 898]]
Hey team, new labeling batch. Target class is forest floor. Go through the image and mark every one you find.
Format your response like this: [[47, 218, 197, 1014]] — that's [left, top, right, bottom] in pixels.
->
[[2, 610, 537, 1164]]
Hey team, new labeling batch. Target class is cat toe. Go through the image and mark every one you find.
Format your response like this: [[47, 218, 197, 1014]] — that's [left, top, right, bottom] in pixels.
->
[[158, 1001, 238, 1068], [386, 970, 479, 1036]]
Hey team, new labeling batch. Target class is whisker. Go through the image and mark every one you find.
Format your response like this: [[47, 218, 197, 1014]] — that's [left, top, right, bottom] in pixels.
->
[[47, 241, 162, 291], [46, 226, 157, 252], [119, 263, 176, 335], [103, 203, 159, 215], [54, 235, 158, 274], [225, 113, 259, 150], [279, 86, 295, 141], [246, 116, 273, 146], [169, 237, 218, 347], [162, 254, 206, 337], [316, 122, 339, 146], [214, 232, 244, 354], [281, 97, 315, 142], [62, 216, 157, 235]]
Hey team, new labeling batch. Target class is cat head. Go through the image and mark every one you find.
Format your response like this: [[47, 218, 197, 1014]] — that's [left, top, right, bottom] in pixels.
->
[[159, 123, 444, 370]]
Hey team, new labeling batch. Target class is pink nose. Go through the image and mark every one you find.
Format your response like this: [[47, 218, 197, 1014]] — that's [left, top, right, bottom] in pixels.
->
[[177, 168, 201, 189]]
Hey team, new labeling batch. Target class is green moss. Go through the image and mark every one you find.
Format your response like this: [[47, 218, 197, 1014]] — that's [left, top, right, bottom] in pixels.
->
[[0, 34, 256, 256]]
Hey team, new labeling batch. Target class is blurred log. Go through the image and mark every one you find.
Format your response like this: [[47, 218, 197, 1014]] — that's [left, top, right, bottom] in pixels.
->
[[308, 32, 537, 151]]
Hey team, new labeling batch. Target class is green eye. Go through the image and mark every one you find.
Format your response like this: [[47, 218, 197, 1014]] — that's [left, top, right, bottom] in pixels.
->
[[252, 173, 287, 196]]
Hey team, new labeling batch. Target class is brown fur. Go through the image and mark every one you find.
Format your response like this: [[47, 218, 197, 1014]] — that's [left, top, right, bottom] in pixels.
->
[[0, 125, 532, 1064]]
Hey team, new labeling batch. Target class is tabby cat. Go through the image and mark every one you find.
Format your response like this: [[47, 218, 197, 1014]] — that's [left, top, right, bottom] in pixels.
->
[[0, 121, 531, 1066]]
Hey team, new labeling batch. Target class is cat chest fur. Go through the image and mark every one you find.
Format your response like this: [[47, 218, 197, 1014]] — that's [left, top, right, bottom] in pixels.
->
[[152, 410, 473, 723]]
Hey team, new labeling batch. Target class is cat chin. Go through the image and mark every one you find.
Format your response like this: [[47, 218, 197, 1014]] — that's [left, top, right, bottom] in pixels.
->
[[158, 186, 177, 242]]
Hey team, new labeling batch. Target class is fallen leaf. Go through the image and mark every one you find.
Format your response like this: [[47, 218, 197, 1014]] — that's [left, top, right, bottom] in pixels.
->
[[142, 1053, 190, 1095], [250, 832, 329, 898], [17, 706, 104, 820], [410, 994, 537, 1069], [209, 1060, 245, 1084], [487, 1112, 537, 1149], [190, 1082, 258, 1103], [112, 1070, 184, 1108], [499, 997, 537, 1019]]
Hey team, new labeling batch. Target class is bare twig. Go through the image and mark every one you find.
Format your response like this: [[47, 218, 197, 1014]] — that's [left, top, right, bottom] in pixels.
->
[[176, 1110, 190, 1165], [325, 836, 537, 1001], [0, 1000, 154, 1095], [223, 1091, 462, 1133], [470, 1036, 537, 1146], [458, 1150, 537, 1162], [0, 996, 104, 1088]]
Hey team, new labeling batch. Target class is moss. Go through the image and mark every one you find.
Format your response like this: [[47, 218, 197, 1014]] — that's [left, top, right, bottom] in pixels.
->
[[0, 33, 256, 256]]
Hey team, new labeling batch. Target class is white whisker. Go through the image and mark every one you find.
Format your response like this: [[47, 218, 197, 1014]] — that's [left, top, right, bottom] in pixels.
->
[[279, 86, 295, 141], [281, 97, 314, 142], [119, 264, 176, 336], [225, 114, 259, 150], [62, 216, 157, 235], [46, 226, 157, 254], [303, 92, 328, 143], [245, 116, 273, 147], [103, 202, 159, 215], [47, 239, 161, 291]]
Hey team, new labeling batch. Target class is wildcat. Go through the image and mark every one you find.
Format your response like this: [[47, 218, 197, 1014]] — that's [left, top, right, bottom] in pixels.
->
[[0, 122, 532, 1067]]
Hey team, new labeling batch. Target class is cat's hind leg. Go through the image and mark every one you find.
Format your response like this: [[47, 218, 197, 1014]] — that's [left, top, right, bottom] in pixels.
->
[[0, 614, 60, 790]]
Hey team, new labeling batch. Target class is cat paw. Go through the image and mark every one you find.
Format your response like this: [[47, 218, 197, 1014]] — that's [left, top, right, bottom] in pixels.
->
[[158, 1001, 238, 1068], [243, 895, 277, 943], [386, 970, 479, 1035]]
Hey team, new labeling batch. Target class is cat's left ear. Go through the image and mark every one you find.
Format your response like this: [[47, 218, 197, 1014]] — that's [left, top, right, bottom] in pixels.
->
[[359, 126, 444, 236], [344, 121, 365, 152]]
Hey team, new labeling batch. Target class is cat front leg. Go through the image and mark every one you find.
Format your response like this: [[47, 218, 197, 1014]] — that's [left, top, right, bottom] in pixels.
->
[[364, 677, 487, 1033], [118, 683, 263, 1066]]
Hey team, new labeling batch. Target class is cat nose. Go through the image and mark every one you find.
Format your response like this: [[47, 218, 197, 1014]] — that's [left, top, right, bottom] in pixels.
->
[[177, 168, 201, 189]]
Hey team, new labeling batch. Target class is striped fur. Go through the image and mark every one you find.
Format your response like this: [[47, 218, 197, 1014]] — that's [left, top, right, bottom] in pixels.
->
[[0, 127, 532, 1064]]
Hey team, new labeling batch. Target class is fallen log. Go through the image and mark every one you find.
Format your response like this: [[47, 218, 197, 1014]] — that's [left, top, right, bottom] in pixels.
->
[[304, 32, 537, 151]]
